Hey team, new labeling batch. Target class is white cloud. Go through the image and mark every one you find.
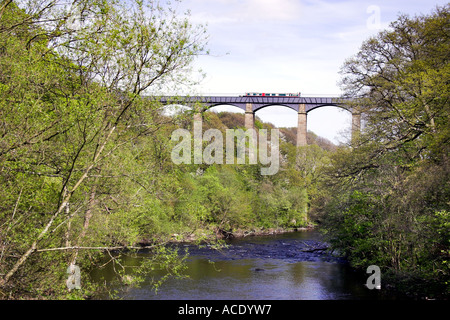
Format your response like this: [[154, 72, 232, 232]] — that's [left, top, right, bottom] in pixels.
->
[[178, 0, 448, 142], [186, 0, 302, 23]]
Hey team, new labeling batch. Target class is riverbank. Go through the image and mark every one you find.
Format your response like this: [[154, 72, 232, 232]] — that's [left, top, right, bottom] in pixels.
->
[[166, 225, 315, 244]]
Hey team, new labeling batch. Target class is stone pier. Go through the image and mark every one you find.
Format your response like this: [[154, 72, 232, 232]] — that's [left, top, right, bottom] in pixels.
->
[[351, 112, 361, 141], [297, 104, 307, 147], [193, 112, 202, 124], [245, 103, 254, 129]]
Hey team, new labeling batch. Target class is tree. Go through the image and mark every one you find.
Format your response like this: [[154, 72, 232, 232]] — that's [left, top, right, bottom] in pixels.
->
[[320, 5, 449, 298], [0, 0, 207, 297], [339, 5, 449, 161]]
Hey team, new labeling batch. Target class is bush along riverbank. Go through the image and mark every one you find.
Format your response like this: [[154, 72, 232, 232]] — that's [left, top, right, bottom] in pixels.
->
[[315, 6, 449, 300]]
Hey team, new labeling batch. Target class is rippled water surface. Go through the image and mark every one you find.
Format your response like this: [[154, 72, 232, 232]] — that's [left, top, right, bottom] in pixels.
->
[[93, 230, 381, 300]]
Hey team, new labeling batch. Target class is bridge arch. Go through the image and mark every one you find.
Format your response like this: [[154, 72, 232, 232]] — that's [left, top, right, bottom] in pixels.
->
[[252, 104, 297, 113], [204, 103, 245, 112], [307, 105, 353, 144], [306, 103, 351, 114]]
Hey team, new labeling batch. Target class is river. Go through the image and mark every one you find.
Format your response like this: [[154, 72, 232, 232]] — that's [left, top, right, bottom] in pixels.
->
[[91, 229, 382, 300]]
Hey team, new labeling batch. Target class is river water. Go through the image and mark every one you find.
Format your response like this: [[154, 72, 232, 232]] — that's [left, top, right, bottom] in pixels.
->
[[92, 230, 382, 300]]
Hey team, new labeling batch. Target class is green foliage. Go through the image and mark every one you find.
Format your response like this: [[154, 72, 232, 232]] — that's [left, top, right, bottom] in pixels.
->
[[0, 0, 207, 299], [319, 5, 450, 298]]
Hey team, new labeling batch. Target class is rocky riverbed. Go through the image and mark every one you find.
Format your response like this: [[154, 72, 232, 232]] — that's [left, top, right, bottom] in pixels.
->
[[175, 229, 347, 264]]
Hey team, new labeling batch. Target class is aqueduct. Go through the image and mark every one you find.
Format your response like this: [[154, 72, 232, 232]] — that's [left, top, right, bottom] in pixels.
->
[[159, 95, 360, 147]]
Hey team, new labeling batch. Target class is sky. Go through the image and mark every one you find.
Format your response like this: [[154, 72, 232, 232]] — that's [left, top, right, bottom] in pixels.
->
[[174, 0, 447, 144]]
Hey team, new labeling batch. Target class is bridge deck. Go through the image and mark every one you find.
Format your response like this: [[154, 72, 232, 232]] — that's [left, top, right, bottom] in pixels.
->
[[158, 96, 350, 113]]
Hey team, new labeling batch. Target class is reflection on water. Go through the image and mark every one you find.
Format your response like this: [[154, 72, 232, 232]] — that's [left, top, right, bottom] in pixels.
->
[[92, 230, 381, 300]]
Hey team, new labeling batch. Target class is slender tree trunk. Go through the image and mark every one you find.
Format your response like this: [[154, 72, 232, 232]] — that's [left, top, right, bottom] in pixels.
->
[[71, 176, 99, 265]]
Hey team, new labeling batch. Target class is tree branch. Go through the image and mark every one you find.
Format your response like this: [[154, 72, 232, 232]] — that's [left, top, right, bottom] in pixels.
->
[[35, 244, 163, 252]]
